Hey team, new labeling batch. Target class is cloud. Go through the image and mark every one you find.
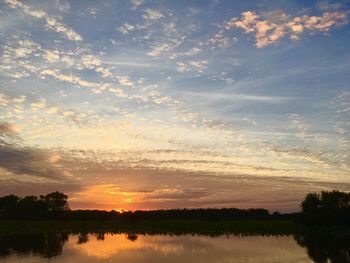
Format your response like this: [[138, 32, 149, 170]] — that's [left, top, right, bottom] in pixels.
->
[[176, 62, 189, 72], [175, 61, 208, 73], [40, 69, 100, 88], [5, 0, 82, 41], [117, 76, 133, 87], [0, 93, 27, 114], [0, 135, 345, 211], [47, 106, 58, 114], [31, 99, 46, 111], [45, 17, 82, 41], [108, 88, 128, 97], [143, 9, 164, 21], [189, 60, 208, 72], [116, 22, 135, 34], [147, 43, 173, 57], [188, 7, 201, 16], [198, 92, 291, 103], [81, 55, 101, 68], [13, 40, 41, 58], [0, 179, 81, 197], [0, 94, 9, 107], [13, 95, 26, 103], [183, 47, 202, 56], [43, 49, 60, 63], [287, 113, 309, 139], [331, 91, 350, 150], [0, 122, 21, 135], [226, 10, 349, 47], [130, 0, 144, 8], [66, 163, 350, 211], [146, 188, 211, 201], [317, 1, 344, 11], [0, 122, 69, 179], [144, 20, 186, 58], [53, 0, 70, 12], [208, 30, 231, 48]]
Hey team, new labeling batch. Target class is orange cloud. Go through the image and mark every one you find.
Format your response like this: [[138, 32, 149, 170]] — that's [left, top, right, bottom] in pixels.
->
[[226, 10, 349, 47]]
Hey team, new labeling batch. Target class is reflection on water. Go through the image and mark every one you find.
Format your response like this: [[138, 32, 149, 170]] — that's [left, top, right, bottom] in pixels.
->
[[0, 231, 349, 263], [0, 233, 68, 258], [294, 233, 350, 263]]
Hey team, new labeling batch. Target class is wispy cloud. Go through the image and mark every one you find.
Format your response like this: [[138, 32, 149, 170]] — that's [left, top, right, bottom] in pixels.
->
[[143, 8, 164, 21], [186, 91, 291, 103], [116, 22, 136, 35], [5, 0, 82, 41]]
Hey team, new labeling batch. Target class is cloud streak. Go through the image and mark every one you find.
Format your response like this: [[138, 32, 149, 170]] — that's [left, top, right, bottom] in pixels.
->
[[5, 0, 82, 41]]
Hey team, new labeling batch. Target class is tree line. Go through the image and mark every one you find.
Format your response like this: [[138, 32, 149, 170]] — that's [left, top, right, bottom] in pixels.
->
[[0, 190, 349, 225], [0, 192, 69, 219]]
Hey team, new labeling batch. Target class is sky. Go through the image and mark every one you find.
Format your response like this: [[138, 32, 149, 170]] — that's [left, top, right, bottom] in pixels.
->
[[0, 0, 349, 212]]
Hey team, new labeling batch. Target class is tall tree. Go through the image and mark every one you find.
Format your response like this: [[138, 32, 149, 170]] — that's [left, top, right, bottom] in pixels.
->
[[300, 190, 350, 225], [41, 192, 69, 212]]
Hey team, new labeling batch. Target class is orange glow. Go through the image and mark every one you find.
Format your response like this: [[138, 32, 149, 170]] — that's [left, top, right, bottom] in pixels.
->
[[70, 184, 140, 211], [69, 234, 184, 258]]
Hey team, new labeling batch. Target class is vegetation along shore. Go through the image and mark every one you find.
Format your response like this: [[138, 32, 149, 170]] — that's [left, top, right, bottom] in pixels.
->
[[0, 190, 349, 235]]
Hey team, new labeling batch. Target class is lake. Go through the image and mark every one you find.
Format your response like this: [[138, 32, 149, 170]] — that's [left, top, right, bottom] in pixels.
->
[[0, 232, 349, 262]]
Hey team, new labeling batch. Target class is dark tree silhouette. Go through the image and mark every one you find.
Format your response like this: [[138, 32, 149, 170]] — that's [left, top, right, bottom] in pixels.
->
[[0, 195, 20, 218], [95, 233, 105, 240], [321, 191, 349, 211], [0, 191, 68, 219], [41, 191, 69, 211], [0, 233, 68, 258], [17, 196, 46, 219], [294, 232, 350, 263], [2, 190, 348, 224], [300, 190, 350, 225], [77, 233, 89, 244], [301, 193, 321, 213], [126, 233, 138, 241]]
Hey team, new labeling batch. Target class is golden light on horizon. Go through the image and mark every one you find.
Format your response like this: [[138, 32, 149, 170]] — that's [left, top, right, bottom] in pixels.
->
[[68, 184, 140, 211]]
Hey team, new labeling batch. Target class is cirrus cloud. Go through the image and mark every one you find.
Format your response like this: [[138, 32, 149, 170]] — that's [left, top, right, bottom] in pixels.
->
[[5, 0, 82, 41]]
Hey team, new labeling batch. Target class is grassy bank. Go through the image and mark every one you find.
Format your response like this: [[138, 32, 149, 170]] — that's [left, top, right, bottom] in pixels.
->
[[0, 219, 298, 235]]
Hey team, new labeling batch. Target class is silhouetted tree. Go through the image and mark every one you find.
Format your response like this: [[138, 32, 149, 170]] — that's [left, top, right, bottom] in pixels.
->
[[294, 231, 350, 263], [17, 196, 46, 219], [41, 192, 69, 212], [300, 190, 350, 225], [0, 233, 68, 258], [126, 233, 138, 241], [0, 191, 301, 222], [0, 195, 20, 219], [321, 191, 349, 211], [77, 233, 89, 244], [0, 192, 69, 219], [95, 233, 105, 240], [301, 192, 321, 214]]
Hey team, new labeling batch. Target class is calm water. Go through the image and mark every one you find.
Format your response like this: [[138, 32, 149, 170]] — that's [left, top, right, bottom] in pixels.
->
[[0, 232, 349, 263]]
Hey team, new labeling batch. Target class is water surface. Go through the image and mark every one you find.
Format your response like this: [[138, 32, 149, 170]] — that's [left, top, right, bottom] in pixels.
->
[[0, 232, 348, 262]]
